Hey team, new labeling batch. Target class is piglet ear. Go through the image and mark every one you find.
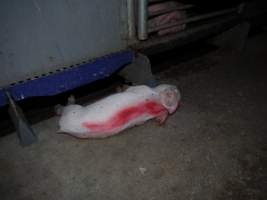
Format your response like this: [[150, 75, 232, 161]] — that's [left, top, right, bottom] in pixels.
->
[[159, 89, 178, 109]]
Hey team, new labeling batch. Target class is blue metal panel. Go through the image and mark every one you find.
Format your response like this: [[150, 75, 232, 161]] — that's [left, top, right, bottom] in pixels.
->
[[0, 51, 133, 107], [0, 90, 6, 107], [0, 0, 129, 86]]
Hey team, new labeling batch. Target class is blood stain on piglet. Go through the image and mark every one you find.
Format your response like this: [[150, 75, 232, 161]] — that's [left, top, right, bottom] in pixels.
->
[[82, 100, 167, 133]]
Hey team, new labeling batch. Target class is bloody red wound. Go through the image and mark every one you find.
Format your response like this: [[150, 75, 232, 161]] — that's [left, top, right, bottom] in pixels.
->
[[82, 100, 167, 133]]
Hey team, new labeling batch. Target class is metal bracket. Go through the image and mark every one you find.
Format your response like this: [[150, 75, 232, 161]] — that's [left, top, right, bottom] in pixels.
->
[[119, 53, 157, 87], [5, 91, 37, 146]]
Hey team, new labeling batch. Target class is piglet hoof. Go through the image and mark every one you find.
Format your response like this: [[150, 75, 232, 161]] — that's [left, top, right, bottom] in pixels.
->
[[156, 120, 165, 126], [67, 95, 75, 105], [55, 104, 63, 116], [155, 112, 168, 126], [156, 120, 166, 126]]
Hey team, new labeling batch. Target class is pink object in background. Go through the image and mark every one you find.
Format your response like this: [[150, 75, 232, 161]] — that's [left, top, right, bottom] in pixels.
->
[[148, 1, 187, 36]]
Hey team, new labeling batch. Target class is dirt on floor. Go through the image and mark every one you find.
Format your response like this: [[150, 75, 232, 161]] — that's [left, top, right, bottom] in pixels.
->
[[0, 33, 266, 200]]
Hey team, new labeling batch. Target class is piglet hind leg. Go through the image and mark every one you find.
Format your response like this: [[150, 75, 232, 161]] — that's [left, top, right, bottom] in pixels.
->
[[55, 104, 63, 116], [67, 95, 75, 105], [155, 111, 168, 126]]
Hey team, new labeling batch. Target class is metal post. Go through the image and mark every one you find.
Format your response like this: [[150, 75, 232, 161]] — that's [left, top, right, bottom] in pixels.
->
[[138, 0, 148, 40], [127, 0, 136, 41]]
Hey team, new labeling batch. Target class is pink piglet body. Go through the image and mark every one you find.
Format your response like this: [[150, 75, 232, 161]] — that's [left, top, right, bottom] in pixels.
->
[[58, 84, 181, 138]]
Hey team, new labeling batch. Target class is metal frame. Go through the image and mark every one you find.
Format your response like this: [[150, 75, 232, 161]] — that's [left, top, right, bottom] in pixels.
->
[[0, 51, 133, 107]]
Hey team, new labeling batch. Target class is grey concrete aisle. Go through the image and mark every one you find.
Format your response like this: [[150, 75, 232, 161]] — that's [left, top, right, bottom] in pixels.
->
[[1, 33, 267, 200]]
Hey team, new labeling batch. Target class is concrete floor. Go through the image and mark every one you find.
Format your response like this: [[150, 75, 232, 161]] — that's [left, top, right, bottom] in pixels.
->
[[0, 33, 267, 200]]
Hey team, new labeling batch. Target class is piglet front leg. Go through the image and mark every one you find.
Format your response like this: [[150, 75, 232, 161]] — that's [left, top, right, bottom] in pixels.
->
[[155, 111, 168, 126]]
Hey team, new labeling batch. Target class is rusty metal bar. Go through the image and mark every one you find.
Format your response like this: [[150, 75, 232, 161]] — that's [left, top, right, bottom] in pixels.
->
[[149, 4, 195, 17], [148, 7, 238, 33]]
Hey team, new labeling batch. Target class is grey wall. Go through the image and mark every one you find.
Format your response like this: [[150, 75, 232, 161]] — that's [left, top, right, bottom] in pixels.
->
[[0, 0, 129, 87]]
